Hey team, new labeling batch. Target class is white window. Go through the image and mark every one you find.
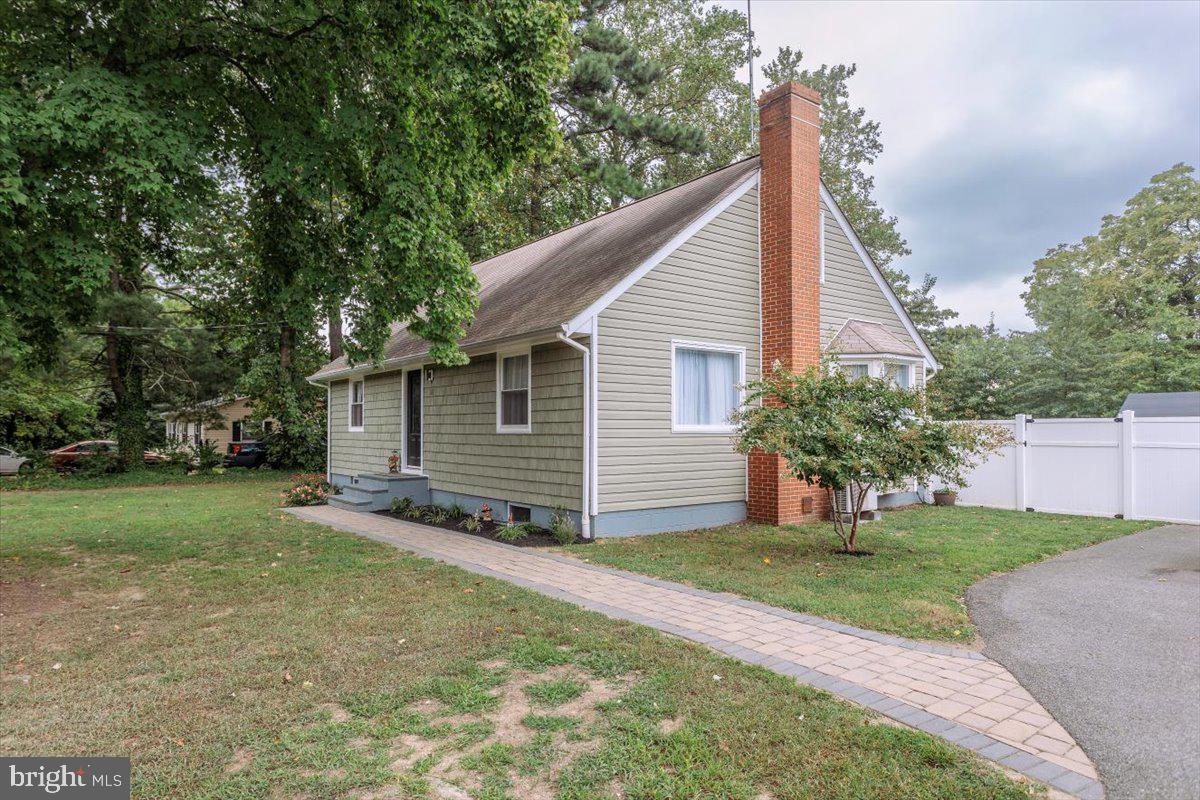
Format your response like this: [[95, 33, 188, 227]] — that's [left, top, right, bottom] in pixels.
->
[[232, 419, 243, 443], [671, 341, 744, 433], [884, 362, 911, 389], [191, 422, 202, 447], [497, 351, 531, 433], [348, 379, 365, 431], [843, 363, 870, 380]]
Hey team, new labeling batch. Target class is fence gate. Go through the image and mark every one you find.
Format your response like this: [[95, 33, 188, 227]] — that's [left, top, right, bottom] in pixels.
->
[[954, 411, 1200, 525]]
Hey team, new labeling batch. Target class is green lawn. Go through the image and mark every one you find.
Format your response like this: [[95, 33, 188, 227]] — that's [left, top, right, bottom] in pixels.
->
[[563, 506, 1155, 642], [0, 465, 294, 492], [0, 481, 1039, 799]]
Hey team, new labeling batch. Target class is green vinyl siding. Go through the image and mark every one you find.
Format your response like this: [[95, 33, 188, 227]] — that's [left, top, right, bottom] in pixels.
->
[[327, 342, 584, 510], [424, 343, 583, 510], [329, 371, 404, 476]]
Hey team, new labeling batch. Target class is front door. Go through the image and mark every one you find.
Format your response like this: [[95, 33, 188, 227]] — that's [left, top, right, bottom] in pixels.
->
[[405, 369, 422, 470]]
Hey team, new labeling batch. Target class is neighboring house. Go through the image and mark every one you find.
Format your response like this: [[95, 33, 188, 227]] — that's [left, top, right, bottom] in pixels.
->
[[1119, 391, 1200, 417], [164, 397, 274, 454], [307, 82, 938, 538]]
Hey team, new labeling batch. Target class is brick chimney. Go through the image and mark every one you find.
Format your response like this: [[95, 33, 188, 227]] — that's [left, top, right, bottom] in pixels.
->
[[747, 82, 830, 524]]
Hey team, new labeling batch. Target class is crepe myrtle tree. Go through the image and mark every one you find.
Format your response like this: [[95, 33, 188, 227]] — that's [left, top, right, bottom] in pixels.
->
[[734, 365, 1009, 554]]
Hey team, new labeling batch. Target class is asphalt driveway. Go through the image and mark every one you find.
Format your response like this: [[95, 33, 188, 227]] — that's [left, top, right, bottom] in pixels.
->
[[968, 523, 1200, 800]]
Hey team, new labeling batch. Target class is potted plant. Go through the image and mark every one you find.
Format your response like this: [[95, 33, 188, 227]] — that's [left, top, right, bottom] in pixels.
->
[[932, 486, 958, 506]]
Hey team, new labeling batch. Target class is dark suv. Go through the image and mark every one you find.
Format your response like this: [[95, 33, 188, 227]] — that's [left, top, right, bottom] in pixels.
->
[[224, 441, 268, 468]]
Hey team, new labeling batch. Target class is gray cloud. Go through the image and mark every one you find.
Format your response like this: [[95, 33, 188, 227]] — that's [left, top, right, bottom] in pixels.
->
[[715, 0, 1200, 329]]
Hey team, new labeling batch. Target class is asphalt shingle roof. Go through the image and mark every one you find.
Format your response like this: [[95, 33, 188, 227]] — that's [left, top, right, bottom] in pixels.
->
[[311, 156, 762, 380], [826, 319, 922, 357], [1120, 391, 1200, 417]]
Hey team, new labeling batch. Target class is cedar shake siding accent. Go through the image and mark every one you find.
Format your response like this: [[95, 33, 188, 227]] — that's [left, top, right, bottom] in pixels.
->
[[329, 370, 404, 477], [819, 199, 928, 387], [328, 342, 583, 511], [596, 186, 760, 513], [424, 344, 583, 510]]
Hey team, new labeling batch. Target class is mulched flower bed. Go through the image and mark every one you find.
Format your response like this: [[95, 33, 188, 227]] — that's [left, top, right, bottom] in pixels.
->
[[373, 508, 587, 548]]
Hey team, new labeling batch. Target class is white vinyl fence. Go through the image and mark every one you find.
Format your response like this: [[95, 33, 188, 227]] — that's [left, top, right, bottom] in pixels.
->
[[953, 411, 1200, 525]]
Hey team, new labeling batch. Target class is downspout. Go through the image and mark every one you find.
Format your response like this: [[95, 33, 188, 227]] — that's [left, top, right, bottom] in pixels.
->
[[557, 327, 593, 540], [589, 317, 599, 519]]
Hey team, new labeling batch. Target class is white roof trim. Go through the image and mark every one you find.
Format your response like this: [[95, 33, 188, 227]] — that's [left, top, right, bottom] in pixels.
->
[[562, 171, 761, 335], [819, 183, 940, 370], [833, 352, 925, 363]]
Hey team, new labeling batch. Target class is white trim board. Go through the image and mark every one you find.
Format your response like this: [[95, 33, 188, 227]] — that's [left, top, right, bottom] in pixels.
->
[[819, 182, 940, 370], [562, 172, 761, 335]]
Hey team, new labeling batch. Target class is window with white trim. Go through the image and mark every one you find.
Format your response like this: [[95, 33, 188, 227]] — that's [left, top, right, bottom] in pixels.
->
[[497, 352, 531, 433], [672, 343, 744, 432], [348, 379, 365, 431], [884, 362, 911, 389], [842, 363, 869, 380], [232, 419, 244, 443]]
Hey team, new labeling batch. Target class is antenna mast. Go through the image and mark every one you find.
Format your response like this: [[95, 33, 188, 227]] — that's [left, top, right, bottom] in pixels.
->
[[747, 0, 755, 148]]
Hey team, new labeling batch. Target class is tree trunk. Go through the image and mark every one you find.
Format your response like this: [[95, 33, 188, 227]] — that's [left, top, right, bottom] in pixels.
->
[[105, 266, 146, 471], [279, 323, 296, 378], [528, 160, 543, 239], [327, 304, 344, 361]]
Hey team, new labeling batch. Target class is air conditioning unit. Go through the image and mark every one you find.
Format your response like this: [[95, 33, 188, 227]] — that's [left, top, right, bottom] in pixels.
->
[[832, 484, 881, 523]]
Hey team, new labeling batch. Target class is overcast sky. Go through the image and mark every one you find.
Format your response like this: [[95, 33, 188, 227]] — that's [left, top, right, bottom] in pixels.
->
[[712, 0, 1200, 330]]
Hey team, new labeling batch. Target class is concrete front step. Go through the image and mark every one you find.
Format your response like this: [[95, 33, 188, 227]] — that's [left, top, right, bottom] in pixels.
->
[[328, 494, 374, 512], [334, 473, 430, 511]]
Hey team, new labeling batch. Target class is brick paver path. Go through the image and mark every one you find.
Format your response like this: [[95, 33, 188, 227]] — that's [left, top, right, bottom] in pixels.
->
[[286, 506, 1103, 799]]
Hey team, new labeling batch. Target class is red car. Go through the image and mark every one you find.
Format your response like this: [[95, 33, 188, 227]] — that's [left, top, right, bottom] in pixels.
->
[[51, 440, 167, 470]]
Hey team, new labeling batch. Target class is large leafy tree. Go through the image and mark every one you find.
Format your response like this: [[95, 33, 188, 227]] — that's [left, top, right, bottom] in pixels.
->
[[762, 46, 955, 334], [4, 1, 570, 466], [931, 164, 1200, 418], [1, 2, 222, 466], [1016, 163, 1199, 416], [462, 0, 716, 256]]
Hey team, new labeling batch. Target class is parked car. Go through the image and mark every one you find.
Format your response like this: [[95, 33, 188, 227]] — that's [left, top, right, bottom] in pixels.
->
[[224, 441, 268, 469], [50, 440, 168, 471], [0, 446, 31, 475]]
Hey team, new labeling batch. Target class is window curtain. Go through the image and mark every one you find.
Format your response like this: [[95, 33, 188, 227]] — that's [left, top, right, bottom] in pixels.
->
[[501, 355, 530, 426], [675, 348, 739, 427]]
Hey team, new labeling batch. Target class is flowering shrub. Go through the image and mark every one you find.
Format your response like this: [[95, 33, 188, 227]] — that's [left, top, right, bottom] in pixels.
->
[[282, 473, 333, 507]]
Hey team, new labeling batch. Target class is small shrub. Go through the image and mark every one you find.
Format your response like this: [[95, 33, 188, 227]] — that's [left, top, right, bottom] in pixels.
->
[[159, 437, 191, 473], [494, 522, 533, 542], [391, 496, 415, 515], [549, 506, 576, 545], [194, 439, 222, 473], [461, 513, 484, 534], [448, 503, 466, 519], [423, 505, 450, 524], [402, 502, 423, 519], [72, 452, 121, 478], [282, 473, 332, 506]]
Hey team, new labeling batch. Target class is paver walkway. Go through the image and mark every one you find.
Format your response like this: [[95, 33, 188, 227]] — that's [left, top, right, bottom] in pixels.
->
[[287, 505, 1103, 799]]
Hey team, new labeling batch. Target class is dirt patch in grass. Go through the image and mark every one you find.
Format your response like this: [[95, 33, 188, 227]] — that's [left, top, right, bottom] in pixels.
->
[[0, 580, 68, 617], [376, 661, 632, 800]]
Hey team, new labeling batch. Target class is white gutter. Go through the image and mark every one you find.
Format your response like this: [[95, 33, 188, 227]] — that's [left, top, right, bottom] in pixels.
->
[[557, 327, 594, 540]]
